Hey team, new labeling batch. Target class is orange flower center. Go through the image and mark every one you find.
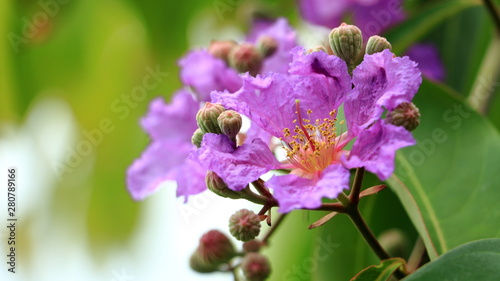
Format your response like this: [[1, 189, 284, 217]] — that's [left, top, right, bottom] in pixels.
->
[[279, 100, 344, 179]]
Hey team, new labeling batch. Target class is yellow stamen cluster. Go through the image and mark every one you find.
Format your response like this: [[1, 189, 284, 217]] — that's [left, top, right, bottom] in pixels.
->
[[280, 103, 343, 176]]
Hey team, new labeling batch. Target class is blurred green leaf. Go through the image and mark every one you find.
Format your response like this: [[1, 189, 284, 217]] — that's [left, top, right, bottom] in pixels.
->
[[404, 239, 500, 280], [386, 0, 480, 55], [350, 258, 406, 281], [388, 80, 500, 260]]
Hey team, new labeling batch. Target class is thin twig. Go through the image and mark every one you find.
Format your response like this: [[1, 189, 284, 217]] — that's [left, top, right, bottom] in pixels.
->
[[261, 213, 288, 246], [484, 0, 500, 35]]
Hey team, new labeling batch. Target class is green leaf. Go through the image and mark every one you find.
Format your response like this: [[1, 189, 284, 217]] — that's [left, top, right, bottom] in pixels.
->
[[405, 239, 500, 280], [388, 80, 500, 260], [385, 0, 480, 55], [350, 258, 406, 281]]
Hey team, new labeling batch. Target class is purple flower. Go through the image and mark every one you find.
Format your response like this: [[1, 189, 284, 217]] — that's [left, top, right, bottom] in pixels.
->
[[246, 18, 298, 74], [127, 90, 205, 201], [299, 0, 405, 37], [211, 47, 420, 212], [179, 18, 297, 102], [196, 134, 282, 191], [405, 44, 445, 81]]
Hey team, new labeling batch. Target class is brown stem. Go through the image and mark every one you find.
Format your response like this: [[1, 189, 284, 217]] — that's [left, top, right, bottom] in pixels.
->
[[261, 213, 288, 246]]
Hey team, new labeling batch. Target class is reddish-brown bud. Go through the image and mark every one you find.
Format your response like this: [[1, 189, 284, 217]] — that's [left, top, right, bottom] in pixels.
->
[[208, 40, 238, 63], [189, 230, 236, 273], [228, 43, 263, 76], [241, 253, 271, 281], [257, 35, 278, 58], [386, 102, 421, 131]]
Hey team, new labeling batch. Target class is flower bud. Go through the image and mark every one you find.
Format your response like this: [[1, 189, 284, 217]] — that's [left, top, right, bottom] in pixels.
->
[[329, 23, 363, 69], [206, 171, 242, 199], [229, 43, 263, 76], [208, 40, 238, 63], [241, 253, 271, 281], [190, 230, 236, 273], [257, 35, 278, 58], [306, 45, 327, 54], [386, 102, 421, 131], [192, 128, 205, 148], [366, 35, 392, 55], [229, 209, 261, 242], [196, 102, 225, 134], [217, 110, 242, 141], [243, 240, 262, 253]]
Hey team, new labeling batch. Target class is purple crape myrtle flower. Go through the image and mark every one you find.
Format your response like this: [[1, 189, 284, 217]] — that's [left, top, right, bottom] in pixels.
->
[[195, 134, 282, 191], [179, 18, 297, 102], [127, 18, 298, 201], [405, 44, 445, 81], [299, 0, 405, 37], [127, 90, 206, 201], [210, 47, 421, 212]]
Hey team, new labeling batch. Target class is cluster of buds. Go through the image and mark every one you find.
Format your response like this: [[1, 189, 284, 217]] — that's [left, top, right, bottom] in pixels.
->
[[190, 210, 271, 280], [329, 23, 420, 131], [194, 102, 242, 146], [208, 36, 278, 76]]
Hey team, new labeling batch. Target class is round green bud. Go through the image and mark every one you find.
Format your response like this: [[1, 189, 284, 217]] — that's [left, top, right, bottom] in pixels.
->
[[241, 253, 271, 281], [192, 128, 205, 148], [229, 43, 263, 76], [257, 35, 278, 58], [196, 102, 225, 134], [206, 171, 242, 199], [386, 102, 421, 131], [329, 23, 363, 68], [229, 209, 261, 242], [365, 35, 392, 55], [208, 40, 238, 64], [190, 229, 235, 273], [217, 110, 242, 141]]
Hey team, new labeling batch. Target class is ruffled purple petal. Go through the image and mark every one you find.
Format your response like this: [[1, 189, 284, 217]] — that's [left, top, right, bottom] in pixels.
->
[[267, 164, 350, 213], [247, 18, 297, 74], [405, 44, 445, 81], [179, 50, 242, 101], [298, 0, 350, 29], [289, 47, 351, 110], [213, 68, 349, 139], [174, 157, 207, 201], [246, 121, 273, 145], [345, 49, 421, 136], [141, 90, 199, 142], [212, 74, 297, 138], [343, 121, 415, 180], [196, 134, 281, 191], [127, 140, 194, 201]]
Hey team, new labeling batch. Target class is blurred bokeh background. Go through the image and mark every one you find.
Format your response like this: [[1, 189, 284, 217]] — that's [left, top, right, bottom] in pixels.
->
[[1, 0, 499, 280]]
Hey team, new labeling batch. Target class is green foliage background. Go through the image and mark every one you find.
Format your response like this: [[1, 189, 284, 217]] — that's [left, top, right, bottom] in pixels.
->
[[1, 0, 499, 280]]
